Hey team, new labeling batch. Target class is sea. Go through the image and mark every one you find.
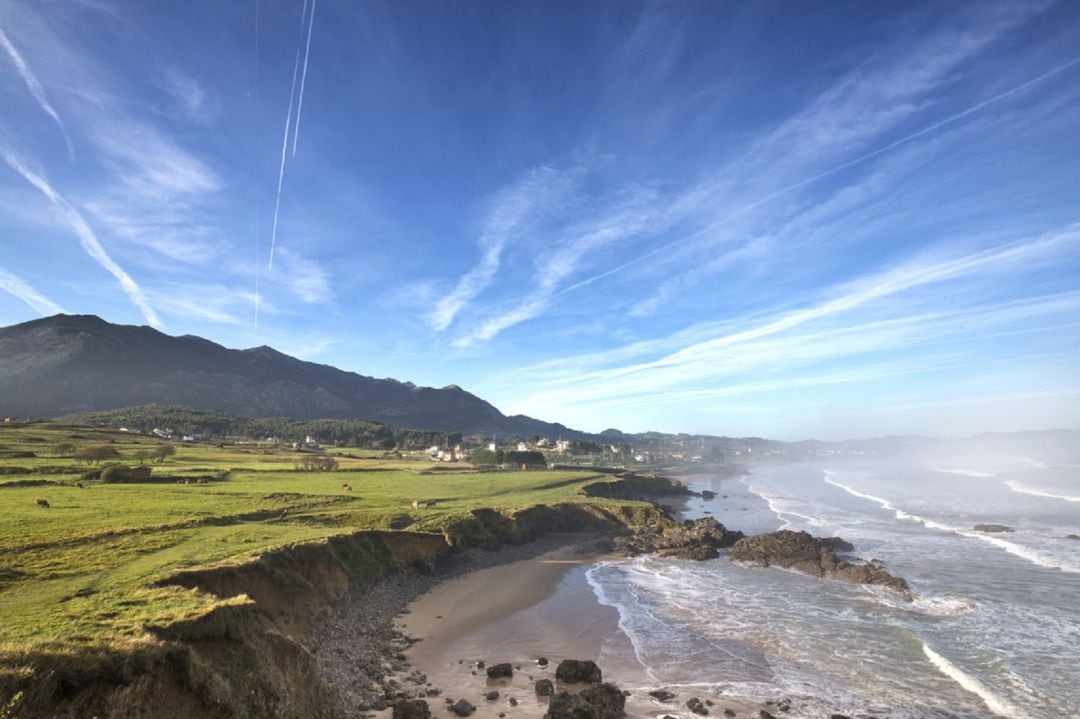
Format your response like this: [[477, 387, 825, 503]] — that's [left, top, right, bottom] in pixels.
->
[[585, 451, 1080, 718]]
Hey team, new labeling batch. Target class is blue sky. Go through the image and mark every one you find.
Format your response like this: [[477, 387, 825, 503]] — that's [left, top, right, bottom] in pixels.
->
[[1, 0, 1079, 440]]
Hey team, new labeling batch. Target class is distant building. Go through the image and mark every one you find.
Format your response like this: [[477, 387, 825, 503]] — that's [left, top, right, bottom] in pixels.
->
[[516, 441, 530, 451], [487, 442, 497, 451], [555, 439, 571, 452]]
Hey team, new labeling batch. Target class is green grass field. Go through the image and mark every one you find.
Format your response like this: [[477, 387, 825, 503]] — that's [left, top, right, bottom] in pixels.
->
[[0, 422, 624, 667]]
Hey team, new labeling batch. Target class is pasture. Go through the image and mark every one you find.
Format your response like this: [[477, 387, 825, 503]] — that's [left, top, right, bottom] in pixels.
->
[[0, 422, 617, 666]]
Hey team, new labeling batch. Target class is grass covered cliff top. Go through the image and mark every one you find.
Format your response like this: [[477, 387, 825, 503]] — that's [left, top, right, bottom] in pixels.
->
[[0, 422, 650, 674]]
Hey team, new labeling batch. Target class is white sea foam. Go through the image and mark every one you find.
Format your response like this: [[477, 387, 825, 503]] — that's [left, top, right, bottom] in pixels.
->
[[584, 561, 659, 683], [1018, 456, 1050, 470], [740, 478, 824, 530], [921, 642, 1027, 719], [926, 465, 996, 478], [1005, 479, 1080, 503], [825, 474, 1079, 574]]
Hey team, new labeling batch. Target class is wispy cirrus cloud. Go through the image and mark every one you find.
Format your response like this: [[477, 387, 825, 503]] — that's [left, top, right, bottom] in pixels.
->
[[273, 247, 332, 304], [428, 165, 579, 332], [500, 224, 1080, 416], [0, 265, 65, 315], [447, 2, 1062, 347], [0, 143, 162, 327], [0, 25, 74, 159]]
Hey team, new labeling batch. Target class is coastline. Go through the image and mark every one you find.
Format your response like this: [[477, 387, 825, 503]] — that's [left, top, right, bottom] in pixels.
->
[[389, 474, 775, 719]]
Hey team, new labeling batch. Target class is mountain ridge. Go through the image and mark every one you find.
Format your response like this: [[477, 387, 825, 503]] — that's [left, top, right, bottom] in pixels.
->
[[0, 314, 591, 438]]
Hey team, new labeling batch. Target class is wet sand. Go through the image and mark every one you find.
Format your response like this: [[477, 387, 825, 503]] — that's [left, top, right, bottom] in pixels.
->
[[399, 544, 761, 719]]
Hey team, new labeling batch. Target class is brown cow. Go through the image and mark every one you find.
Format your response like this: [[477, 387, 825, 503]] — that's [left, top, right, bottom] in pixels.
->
[[341, 483, 352, 491], [75, 482, 84, 489], [34, 498, 50, 508]]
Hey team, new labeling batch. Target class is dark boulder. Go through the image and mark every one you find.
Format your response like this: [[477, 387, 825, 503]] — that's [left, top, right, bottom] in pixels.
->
[[1066, 534, 1080, 540], [392, 699, 431, 719], [545, 692, 592, 719], [450, 699, 476, 717], [701, 490, 717, 500], [731, 530, 911, 598], [545, 683, 626, 719], [648, 689, 675, 702], [761, 711, 777, 719], [535, 679, 555, 696], [724, 710, 737, 718], [538, 656, 550, 666], [487, 663, 514, 679], [581, 683, 626, 718], [974, 524, 1013, 533], [555, 659, 602, 684], [485, 691, 500, 701], [686, 697, 708, 715]]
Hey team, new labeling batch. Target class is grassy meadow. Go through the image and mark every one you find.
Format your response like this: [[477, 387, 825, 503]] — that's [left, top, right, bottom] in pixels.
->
[[0, 422, 621, 669]]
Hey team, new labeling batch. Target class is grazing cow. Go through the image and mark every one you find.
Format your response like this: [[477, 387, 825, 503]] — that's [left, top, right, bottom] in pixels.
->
[[410, 500, 419, 510], [34, 498, 50, 508], [75, 482, 84, 489], [341, 483, 352, 491], [196, 478, 208, 484], [424, 499, 437, 508]]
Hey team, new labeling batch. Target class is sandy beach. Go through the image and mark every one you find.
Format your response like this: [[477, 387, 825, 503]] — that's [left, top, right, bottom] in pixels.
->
[[398, 541, 765, 719]]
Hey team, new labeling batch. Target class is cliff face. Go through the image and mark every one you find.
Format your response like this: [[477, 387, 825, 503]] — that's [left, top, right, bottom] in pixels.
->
[[0, 314, 587, 438], [3, 490, 674, 719]]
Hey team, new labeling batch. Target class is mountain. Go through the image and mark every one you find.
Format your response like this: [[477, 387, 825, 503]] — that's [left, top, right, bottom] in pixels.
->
[[0, 314, 590, 438]]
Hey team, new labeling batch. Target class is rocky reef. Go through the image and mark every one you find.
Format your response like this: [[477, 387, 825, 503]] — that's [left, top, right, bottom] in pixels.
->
[[614, 517, 745, 560], [730, 530, 912, 598]]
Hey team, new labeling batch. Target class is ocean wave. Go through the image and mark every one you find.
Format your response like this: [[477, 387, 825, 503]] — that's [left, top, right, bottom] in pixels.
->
[[926, 465, 996, 478], [1018, 456, 1050, 470], [921, 642, 1027, 719], [740, 477, 825, 531], [1004, 479, 1080, 503], [825, 474, 1080, 574]]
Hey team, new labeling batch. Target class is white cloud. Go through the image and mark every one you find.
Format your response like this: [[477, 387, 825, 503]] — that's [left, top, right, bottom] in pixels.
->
[[0, 143, 162, 327], [501, 225, 1080, 416], [0, 265, 64, 315], [163, 67, 211, 122], [0, 25, 74, 158], [427, 165, 578, 332], [274, 248, 332, 304]]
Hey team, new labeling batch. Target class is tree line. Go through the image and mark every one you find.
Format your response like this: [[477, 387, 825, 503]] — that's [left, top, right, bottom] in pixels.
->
[[57, 404, 461, 450]]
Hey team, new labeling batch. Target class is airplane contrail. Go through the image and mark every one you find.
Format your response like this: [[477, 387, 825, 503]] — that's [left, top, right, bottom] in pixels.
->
[[553, 55, 1080, 300], [254, 0, 261, 331], [0, 265, 65, 315], [292, 0, 316, 157], [268, 0, 309, 272], [0, 26, 74, 160]]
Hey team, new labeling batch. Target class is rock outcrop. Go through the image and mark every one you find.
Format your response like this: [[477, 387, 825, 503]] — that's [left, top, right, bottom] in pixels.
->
[[486, 663, 513, 679], [545, 683, 626, 719], [555, 659, 602, 684], [973, 524, 1013, 533], [730, 530, 911, 598], [614, 518, 745, 560]]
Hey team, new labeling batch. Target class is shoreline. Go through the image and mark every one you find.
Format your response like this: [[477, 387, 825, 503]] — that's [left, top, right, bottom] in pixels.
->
[[384, 474, 779, 719]]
